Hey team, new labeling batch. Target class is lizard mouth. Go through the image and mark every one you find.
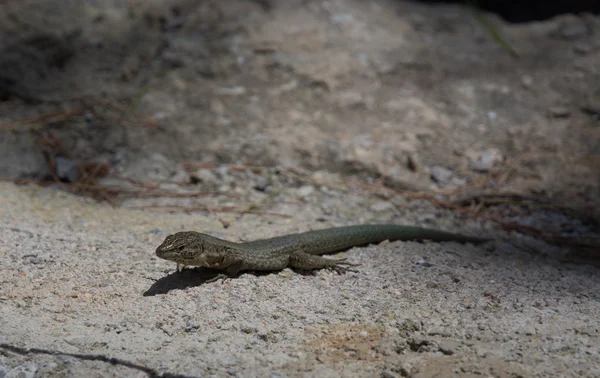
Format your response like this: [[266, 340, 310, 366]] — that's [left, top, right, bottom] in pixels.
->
[[155, 240, 187, 259], [155, 246, 177, 259]]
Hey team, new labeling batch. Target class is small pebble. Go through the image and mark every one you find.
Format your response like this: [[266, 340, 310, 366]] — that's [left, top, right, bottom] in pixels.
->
[[549, 342, 569, 352], [430, 165, 453, 184], [370, 201, 393, 212], [547, 106, 570, 118], [468, 148, 503, 172], [241, 324, 258, 334], [253, 175, 270, 191], [296, 185, 315, 197], [55, 157, 81, 183], [438, 340, 460, 355]]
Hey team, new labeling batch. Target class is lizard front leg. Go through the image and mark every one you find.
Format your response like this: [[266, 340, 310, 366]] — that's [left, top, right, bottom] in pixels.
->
[[205, 260, 246, 283], [288, 250, 359, 273]]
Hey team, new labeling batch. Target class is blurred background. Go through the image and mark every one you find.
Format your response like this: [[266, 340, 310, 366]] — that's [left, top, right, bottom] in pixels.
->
[[1, 0, 598, 257]]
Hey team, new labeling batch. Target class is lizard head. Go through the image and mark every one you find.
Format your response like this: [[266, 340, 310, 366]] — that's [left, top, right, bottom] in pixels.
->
[[155, 231, 231, 268]]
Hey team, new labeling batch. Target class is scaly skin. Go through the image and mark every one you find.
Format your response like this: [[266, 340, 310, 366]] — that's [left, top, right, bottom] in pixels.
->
[[155, 224, 490, 278]]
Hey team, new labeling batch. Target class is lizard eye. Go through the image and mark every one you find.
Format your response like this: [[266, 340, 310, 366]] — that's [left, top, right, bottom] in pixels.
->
[[178, 245, 185, 251]]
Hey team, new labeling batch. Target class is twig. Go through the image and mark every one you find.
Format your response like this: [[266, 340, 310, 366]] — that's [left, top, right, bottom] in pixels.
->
[[236, 189, 284, 220], [0, 110, 86, 131], [126, 205, 292, 218]]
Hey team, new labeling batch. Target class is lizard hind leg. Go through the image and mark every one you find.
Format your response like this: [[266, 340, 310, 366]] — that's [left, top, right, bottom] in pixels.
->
[[288, 250, 359, 274]]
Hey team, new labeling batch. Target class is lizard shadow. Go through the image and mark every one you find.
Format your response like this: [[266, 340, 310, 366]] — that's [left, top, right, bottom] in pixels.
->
[[143, 268, 220, 296], [143, 268, 275, 296], [143, 267, 326, 296]]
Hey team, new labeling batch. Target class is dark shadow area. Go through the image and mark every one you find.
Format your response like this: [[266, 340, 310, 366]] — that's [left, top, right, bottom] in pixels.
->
[[144, 268, 274, 295], [144, 268, 224, 296], [0, 343, 196, 378], [0, 33, 75, 104], [414, 0, 600, 23], [145, 267, 334, 295]]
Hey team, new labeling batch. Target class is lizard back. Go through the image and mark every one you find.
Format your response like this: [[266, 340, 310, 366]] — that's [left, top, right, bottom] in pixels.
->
[[240, 224, 487, 256]]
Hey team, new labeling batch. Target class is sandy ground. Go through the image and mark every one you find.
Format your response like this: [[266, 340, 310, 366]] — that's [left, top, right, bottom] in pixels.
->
[[1, 0, 599, 377], [1, 181, 599, 377]]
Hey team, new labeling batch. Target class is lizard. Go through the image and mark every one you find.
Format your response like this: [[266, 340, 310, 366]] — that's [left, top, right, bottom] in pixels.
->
[[155, 224, 490, 279]]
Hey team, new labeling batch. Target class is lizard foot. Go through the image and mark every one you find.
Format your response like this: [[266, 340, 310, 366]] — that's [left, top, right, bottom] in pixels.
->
[[289, 250, 360, 273], [205, 273, 232, 284], [329, 258, 360, 274]]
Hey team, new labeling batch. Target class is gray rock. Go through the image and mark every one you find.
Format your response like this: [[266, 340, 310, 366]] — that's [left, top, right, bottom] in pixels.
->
[[185, 319, 200, 332], [370, 201, 393, 212], [241, 324, 258, 334], [549, 342, 569, 352], [296, 185, 315, 197], [475, 347, 488, 358], [468, 149, 503, 172], [193, 169, 220, 185], [55, 156, 81, 182], [438, 340, 460, 355], [547, 106, 570, 118], [253, 175, 270, 192], [430, 165, 453, 184]]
